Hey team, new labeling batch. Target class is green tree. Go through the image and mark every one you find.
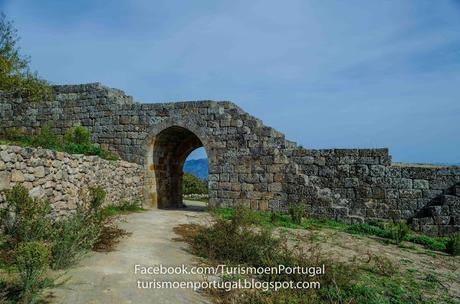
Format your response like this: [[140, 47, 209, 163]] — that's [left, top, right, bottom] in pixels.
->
[[182, 173, 207, 195], [0, 13, 52, 101]]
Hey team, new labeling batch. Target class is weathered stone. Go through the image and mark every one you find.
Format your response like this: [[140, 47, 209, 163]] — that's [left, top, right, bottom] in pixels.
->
[[0, 151, 12, 162], [399, 189, 422, 199], [344, 178, 359, 188], [413, 179, 429, 189], [33, 166, 46, 178], [11, 170, 25, 182], [0, 171, 11, 190], [370, 165, 385, 177], [56, 151, 65, 160], [455, 187, 460, 196], [29, 186, 46, 199]]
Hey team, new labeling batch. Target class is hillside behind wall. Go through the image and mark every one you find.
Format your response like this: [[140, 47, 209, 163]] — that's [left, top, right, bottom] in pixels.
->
[[0, 83, 459, 235]]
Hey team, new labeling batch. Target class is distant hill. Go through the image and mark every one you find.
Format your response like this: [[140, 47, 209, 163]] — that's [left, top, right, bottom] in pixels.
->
[[184, 158, 208, 180]]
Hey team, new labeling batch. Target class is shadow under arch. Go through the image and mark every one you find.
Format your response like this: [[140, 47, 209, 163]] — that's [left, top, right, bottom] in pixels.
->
[[144, 120, 211, 209]]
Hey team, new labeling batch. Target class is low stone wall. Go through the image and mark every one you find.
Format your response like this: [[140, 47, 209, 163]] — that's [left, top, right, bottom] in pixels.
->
[[0, 145, 144, 217]]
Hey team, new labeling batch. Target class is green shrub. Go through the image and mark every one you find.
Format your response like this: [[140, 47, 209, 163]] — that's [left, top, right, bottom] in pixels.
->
[[64, 126, 91, 145], [446, 233, 460, 256], [101, 200, 144, 218], [346, 223, 392, 239], [288, 203, 304, 225], [182, 173, 207, 195], [15, 241, 50, 302], [63, 142, 119, 160], [186, 208, 363, 304], [270, 211, 283, 223], [50, 186, 108, 269], [1, 184, 52, 245], [30, 124, 60, 149], [369, 255, 397, 277], [63, 142, 98, 155], [192, 207, 279, 265], [388, 221, 410, 244], [406, 234, 447, 252], [117, 200, 142, 212], [0, 123, 119, 161], [50, 212, 101, 270], [89, 186, 106, 213]]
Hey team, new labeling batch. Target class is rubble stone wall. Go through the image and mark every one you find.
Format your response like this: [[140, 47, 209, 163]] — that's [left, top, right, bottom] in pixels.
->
[[0, 145, 144, 217]]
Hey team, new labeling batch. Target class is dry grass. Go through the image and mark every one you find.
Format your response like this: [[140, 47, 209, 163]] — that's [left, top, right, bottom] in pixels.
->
[[92, 220, 131, 253], [173, 211, 460, 304], [172, 224, 201, 243]]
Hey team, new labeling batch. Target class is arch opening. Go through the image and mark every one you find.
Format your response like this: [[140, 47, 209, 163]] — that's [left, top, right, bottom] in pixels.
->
[[182, 147, 208, 210], [147, 126, 207, 209]]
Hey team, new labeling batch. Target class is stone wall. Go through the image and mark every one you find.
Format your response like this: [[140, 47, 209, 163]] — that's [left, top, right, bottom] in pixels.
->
[[0, 83, 458, 235], [0, 145, 144, 217], [289, 148, 460, 235]]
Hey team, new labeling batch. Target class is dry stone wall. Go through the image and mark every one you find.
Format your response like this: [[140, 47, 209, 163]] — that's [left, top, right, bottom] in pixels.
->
[[1, 83, 459, 235], [289, 149, 460, 235], [0, 145, 144, 217]]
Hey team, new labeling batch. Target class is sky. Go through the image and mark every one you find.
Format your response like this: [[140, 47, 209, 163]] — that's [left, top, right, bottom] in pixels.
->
[[1, 0, 459, 163]]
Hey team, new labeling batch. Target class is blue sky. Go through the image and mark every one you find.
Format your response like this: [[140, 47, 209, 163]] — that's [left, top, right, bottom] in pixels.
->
[[1, 0, 459, 163]]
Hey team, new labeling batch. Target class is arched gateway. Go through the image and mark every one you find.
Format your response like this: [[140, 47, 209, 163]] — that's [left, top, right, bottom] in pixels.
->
[[1, 83, 459, 236], [144, 122, 210, 208]]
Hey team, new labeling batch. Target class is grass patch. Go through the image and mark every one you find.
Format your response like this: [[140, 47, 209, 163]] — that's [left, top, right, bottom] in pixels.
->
[[406, 234, 449, 252], [177, 206, 457, 304], [211, 208, 452, 254], [101, 200, 145, 218]]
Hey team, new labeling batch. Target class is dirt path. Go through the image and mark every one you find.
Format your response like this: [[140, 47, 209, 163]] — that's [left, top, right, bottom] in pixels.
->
[[46, 205, 210, 304]]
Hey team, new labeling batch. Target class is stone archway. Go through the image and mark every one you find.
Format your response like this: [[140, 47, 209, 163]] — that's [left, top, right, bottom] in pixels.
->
[[144, 124, 208, 208]]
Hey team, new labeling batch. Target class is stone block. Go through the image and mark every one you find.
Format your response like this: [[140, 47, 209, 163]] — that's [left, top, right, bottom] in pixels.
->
[[399, 189, 422, 199], [356, 186, 372, 198], [29, 186, 46, 199], [0, 171, 11, 190], [0, 151, 12, 162], [385, 189, 399, 199], [371, 187, 385, 199], [393, 178, 412, 189], [442, 194, 460, 204], [344, 178, 359, 188], [433, 216, 451, 225], [33, 166, 46, 178], [11, 170, 25, 182], [413, 179, 429, 189], [268, 183, 282, 192], [370, 165, 386, 177]]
